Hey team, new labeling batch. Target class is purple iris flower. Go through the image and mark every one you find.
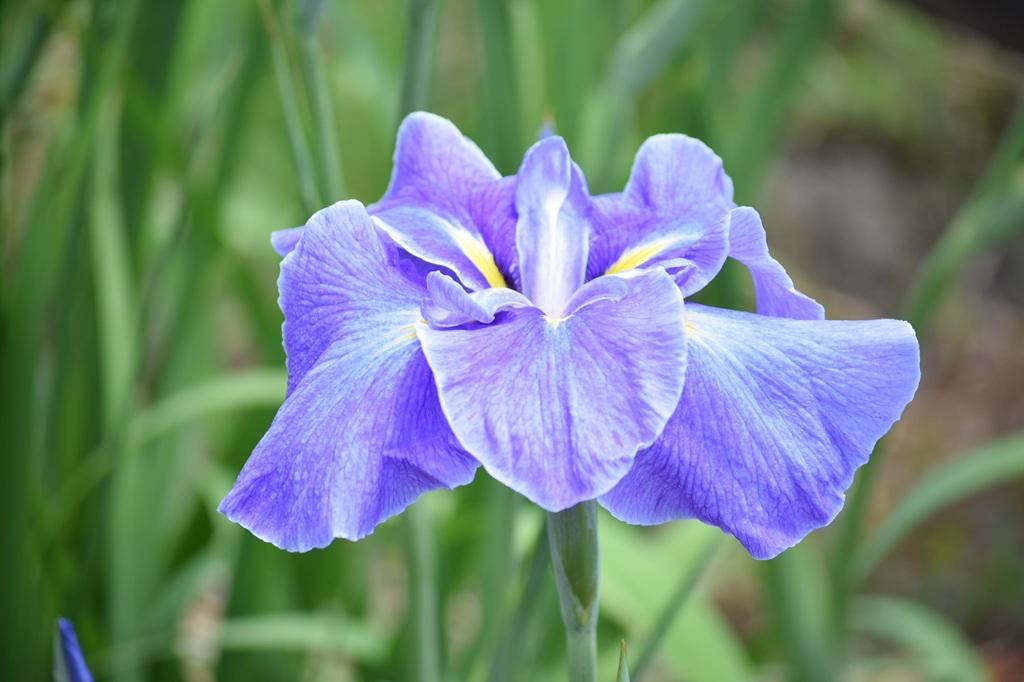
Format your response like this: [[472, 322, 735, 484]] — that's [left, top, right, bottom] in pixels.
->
[[56, 618, 94, 682], [219, 113, 920, 559]]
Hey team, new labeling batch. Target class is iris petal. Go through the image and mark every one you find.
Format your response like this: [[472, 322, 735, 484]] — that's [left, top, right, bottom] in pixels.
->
[[370, 112, 515, 290], [514, 136, 590, 316], [588, 134, 734, 289], [271, 226, 304, 256], [622, 134, 734, 212], [417, 268, 687, 511], [727, 207, 824, 319], [422, 270, 532, 327], [600, 304, 920, 559], [57, 618, 94, 682], [219, 201, 477, 550], [597, 205, 729, 296]]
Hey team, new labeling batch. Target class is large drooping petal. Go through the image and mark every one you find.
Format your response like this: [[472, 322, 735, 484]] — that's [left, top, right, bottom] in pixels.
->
[[514, 136, 591, 316], [417, 268, 688, 511], [369, 112, 516, 290], [727, 207, 824, 320], [600, 304, 920, 559], [219, 201, 477, 550], [588, 134, 734, 293]]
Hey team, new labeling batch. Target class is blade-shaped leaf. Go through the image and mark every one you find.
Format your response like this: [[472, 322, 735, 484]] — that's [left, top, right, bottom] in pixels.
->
[[850, 595, 986, 682], [854, 432, 1024, 582], [616, 640, 631, 682]]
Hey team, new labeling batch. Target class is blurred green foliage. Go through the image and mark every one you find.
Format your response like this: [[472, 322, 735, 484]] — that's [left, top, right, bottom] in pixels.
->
[[2, 0, 1022, 680]]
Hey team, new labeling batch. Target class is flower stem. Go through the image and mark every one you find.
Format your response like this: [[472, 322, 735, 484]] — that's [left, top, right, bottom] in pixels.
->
[[564, 625, 598, 682], [548, 500, 599, 682]]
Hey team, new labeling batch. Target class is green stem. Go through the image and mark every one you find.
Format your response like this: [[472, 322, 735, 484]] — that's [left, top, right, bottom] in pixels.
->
[[548, 501, 599, 682], [565, 626, 598, 682]]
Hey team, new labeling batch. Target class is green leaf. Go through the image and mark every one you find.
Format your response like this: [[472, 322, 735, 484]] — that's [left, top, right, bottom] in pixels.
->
[[850, 595, 986, 682], [580, 0, 710, 185], [536, 0, 599, 147], [90, 96, 140, 430], [508, 0, 546, 147], [901, 103, 1023, 334], [257, 0, 321, 213], [903, 188, 1024, 332], [616, 640, 631, 682], [218, 613, 388, 662], [599, 519, 753, 682], [832, 102, 1024, 627], [476, 0, 522, 173], [631, 534, 722, 678], [854, 432, 1024, 582], [604, 0, 708, 100], [720, 0, 842, 198], [1, 4, 53, 113], [129, 368, 285, 442], [294, 0, 346, 200], [397, 0, 438, 119], [43, 370, 286, 545], [486, 522, 550, 682], [760, 544, 838, 682]]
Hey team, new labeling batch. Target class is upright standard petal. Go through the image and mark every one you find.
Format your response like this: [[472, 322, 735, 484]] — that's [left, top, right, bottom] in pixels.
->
[[370, 112, 514, 290], [514, 136, 590, 316], [271, 226, 304, 257], [727, 207, 824, 320], [601, 304, 920, 559], [219, 201, 477, 551], [589, 135, 733, 294], [417, 268, 688, 511]]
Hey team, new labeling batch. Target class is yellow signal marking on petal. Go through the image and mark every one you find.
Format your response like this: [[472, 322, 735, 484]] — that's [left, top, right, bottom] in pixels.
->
[[605, 237, 677, 275], [396, 323, 419, 343], [543, 313, 567, 328], [451, 230, 508, 289]]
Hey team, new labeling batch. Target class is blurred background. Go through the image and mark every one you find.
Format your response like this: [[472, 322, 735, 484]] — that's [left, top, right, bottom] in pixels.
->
[[2, 0, 1023, 680]]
